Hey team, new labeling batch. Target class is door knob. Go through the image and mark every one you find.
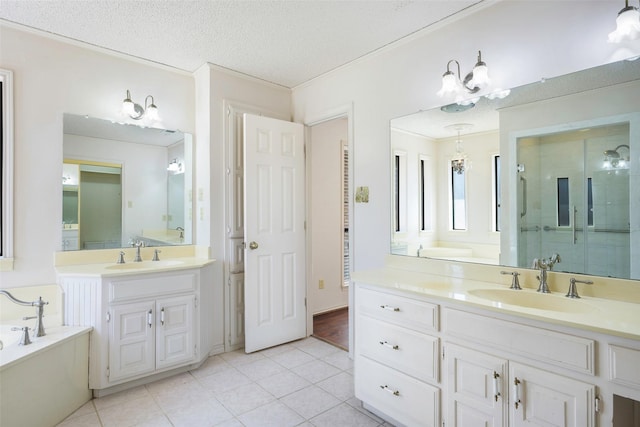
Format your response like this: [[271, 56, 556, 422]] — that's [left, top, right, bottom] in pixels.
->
[[249, 241, 259, 250]]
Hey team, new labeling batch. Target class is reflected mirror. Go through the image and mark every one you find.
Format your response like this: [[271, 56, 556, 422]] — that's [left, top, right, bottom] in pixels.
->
[[390, 59, 640, 280], [62, 114, 193, 250]]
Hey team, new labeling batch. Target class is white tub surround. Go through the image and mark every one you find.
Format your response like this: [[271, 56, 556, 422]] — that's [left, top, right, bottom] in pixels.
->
[[0, 325, 92, 427], [352, 255, 640, 427], [56, 247, 222, 396]]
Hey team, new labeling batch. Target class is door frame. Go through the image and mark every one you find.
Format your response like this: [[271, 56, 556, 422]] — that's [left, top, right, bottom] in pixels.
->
[[304, 103, 355, 357]]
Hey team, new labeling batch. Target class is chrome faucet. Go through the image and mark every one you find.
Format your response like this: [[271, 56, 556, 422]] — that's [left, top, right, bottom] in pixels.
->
[[566, 277, 593, 299], [0, 290, 48, 337], [417, 244, 423, 257], [134, 240, 144, 262], [532, 254, 561, 293], [176, 226, 184, 240]]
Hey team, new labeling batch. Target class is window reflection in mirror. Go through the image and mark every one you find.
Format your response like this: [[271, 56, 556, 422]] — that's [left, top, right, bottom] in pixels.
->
[[62, 113, 192, 250]]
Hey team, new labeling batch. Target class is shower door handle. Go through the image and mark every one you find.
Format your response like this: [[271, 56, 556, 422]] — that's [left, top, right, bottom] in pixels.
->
[[520, 176, 527, 218], [572, 206, 577, 244]]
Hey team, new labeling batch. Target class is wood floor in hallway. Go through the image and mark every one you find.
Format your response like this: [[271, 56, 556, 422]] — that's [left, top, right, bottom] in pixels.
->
[[312, 307, 348, 351]]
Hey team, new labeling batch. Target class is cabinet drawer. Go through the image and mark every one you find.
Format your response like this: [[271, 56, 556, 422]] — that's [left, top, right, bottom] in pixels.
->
[[444, 308, 595, 375], [357, 314, 439, 384], [110, 271, 198, 303], [357, 285, 439, 332], [355, 355, 440, 427], [609, 344, 640, 389]]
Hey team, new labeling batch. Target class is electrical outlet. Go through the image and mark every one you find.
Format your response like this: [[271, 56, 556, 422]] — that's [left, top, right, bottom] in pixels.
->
[[319, 279, 325, 289]]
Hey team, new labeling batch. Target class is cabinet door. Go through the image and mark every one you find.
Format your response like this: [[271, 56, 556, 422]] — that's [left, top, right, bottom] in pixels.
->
[[109, 301, 155, 382], [510, 362, 595, 427], [445, 344, 507, 427], [156, 294, 196, 369]]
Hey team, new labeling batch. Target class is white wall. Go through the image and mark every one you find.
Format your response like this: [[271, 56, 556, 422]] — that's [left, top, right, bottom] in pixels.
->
[[292, 1, 635, 272], [0, 25, 194, 287], [309, 118, 349, 314]]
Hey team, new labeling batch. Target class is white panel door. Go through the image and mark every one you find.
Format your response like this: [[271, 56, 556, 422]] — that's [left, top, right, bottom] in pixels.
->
[[445, 344, 507, 427], [109, 301, 155, 382], [156, 295, 195, 369], [510, 362, 595, 427], [243, 113, 306, 353]]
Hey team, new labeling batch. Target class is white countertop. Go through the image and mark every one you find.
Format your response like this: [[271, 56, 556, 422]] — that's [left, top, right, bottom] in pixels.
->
[[55, 257, 215, 278], [352, 267, 640, 341]]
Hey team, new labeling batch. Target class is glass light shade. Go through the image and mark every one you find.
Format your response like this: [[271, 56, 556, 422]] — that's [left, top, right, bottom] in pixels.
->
[[438, 72, 463, 98], [469, 63, 490, 89], [608, 7, 640, 43], [145, 104, 160, 122], [122, 99, 135, 116]]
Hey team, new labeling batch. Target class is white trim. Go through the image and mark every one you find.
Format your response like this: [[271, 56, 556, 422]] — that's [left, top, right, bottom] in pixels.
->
[[1, 68, 14, 269]]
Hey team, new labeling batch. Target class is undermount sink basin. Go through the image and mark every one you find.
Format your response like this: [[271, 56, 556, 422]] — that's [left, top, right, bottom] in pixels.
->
[[105, 260, 186, 270], [468, 288, 596, 313]]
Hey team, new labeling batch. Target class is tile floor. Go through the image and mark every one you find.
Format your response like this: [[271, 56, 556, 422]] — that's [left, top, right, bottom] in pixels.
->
[[57, 337, 395, 427]]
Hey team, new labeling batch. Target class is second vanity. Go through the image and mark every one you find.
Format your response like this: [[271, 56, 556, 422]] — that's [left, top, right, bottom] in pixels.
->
[[353, 256, 640, 427], [55, 246, 222, 396]]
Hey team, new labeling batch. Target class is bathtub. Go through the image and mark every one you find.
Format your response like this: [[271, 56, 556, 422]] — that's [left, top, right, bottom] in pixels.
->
[[0, 324, 92, 427]]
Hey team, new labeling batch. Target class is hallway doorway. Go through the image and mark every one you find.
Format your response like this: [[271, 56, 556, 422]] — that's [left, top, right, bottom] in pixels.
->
[[307, 116, 351, 351]]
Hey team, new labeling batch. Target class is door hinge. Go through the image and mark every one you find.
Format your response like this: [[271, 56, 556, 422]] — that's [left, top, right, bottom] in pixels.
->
[[442, 345, 446, 360], [106, 311, 111, 323], [195, 296, 199, 308], [595, 396, 601, 413], [106, 367, 110, 378], [304, 297, 307, 308]]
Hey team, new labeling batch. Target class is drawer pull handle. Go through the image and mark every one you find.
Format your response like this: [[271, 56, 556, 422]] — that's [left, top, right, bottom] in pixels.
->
[[379, 340, 399, 350], [160, 307, 165, 326], [380, 305, 400, 312], [379, 385, 400, 396], [493, 371, 501, 402], [513, 377, 521, 409], [147, 309, 153, 328]]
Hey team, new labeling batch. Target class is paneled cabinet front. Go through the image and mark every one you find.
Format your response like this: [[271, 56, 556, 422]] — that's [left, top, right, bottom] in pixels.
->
[[354, 284, 441, 427], [59, 267, 205, 392], [109, 294, 196, 382]]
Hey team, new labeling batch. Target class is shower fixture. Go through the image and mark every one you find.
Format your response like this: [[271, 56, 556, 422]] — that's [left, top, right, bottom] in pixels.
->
[[603, 144, 630, 169]]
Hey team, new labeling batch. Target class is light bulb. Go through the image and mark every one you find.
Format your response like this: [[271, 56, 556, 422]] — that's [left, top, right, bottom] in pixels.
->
[[608, 6, 640, 43]]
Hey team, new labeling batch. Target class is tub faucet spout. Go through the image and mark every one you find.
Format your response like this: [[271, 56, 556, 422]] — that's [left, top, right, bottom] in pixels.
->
[[0, 290, 48, 337]]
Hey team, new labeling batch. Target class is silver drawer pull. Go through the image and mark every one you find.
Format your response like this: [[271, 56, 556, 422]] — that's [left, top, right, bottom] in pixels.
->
[[379, 340, 399, 350], [379, 385, 400, 396], [513, 377, 521, 409], [493, 371, 501, 402], [380, 304, 400, 312]]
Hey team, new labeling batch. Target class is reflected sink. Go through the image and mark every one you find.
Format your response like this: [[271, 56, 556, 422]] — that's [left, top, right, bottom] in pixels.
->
[[105, 260, 186, 270], [468, 289, 596, 313]]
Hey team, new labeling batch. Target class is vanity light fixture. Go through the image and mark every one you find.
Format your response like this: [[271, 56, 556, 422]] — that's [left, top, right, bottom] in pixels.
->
[[437, 51, 491, 101], [608, 0, 640, 43], [603, 144, 630, 169], [167, 159, 183, 173], [122, 90, 160, 122]]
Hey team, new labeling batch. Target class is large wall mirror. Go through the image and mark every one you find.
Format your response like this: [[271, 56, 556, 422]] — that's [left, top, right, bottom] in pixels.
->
[[62, 113, 193, 251], [390, 58, 640, 280]]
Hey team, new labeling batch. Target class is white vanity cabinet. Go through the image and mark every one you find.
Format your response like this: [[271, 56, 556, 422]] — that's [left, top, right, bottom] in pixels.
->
[[108, 294, 196, 382], [354, 281, 605, 427], [58, 262, 219, 394], [445, 343, 595, 427], [354, 285, 441, 427]]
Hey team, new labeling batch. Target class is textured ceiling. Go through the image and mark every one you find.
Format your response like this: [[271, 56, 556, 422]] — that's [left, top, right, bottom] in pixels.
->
[[0, 0, 481, 88]]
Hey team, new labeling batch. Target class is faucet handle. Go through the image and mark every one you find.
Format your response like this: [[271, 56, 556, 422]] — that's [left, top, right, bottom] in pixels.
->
[[11, 326, 32, 346], [566, 278, 594, 299], [152, 249, 161, 261], [117, 251, 126, 264], [500, 271, 522, 290]]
